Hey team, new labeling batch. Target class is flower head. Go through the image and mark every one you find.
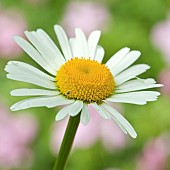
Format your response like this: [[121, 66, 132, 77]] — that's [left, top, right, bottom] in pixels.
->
[[5, 25, 162, 138]]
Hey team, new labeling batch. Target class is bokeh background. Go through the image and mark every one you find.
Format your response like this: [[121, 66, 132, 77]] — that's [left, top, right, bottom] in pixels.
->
[[0, 0, 170, 170]]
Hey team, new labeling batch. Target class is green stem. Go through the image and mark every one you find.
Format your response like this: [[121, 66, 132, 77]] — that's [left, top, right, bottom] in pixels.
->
[[53, 113, 80, 170]]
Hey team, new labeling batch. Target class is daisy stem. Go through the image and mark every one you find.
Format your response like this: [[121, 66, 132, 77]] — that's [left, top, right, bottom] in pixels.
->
[[53, 113, 80, 170]]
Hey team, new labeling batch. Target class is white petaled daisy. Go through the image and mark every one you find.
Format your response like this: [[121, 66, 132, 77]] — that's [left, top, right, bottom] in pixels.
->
[[5, 25, 162, 138]]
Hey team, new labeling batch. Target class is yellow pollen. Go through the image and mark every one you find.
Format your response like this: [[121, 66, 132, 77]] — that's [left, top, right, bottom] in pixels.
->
[[56, 58, 115, 103]]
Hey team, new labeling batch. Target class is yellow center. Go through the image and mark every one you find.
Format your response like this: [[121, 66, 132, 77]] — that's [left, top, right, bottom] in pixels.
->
[[56, 58, 115, 103]]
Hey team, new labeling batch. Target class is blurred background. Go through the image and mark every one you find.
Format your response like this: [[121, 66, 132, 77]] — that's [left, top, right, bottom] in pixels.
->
[[0, 0, 170, 169]]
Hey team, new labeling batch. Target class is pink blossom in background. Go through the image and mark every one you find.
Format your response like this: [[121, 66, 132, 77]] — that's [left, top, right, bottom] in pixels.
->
[[158, 68, 170, 96], [136, 134, 170, 170], [51, 104, 127, 154], [151, 13, 170, 65], [0, 9, 27, 58], [0, 104, 38, 170], [61, 2, 111, 36]]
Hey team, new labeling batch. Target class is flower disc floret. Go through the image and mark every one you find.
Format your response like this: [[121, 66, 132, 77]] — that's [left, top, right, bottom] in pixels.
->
[[56, 58, 115, 103]]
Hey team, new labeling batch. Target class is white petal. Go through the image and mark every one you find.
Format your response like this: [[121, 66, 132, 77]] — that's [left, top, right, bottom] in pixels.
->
[[24, 31, 58, 72], [55, 103, 74, 121], [69, 38, 77, 57], [115, 78, 163, 93], [69, 100, 84, 116], [106, 47, 130, 69], [5, 61, 56, 89], [80, 103, 90, 125], [69, 37, 85, 58], [75, 28, 88, 58], [114, 64, 150, 85], [35, 29, 65, 69], [7, 73, 56, 89], [90, 103, 111, 119], [36, 29, 65, 62], [88, 30, 101, 59], [5, 61, 55, 81], [56, 100, 83, 120], [102, 103, 137, 138], [106, 91, 160, 105], [94, 45, 105, 63], [70, 37, 82, 58], [110, 50, 141, 76], [10, 97, 52, 111], [54, 25, 73, 60], [10, 95, 74, 111], [11, 88, 60, 96], [46, 95, 75, 108], [14, 36, 56, 75]]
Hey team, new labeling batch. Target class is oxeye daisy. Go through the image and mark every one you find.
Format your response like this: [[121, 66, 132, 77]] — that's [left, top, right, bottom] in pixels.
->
[[5, 25, 162, 139]]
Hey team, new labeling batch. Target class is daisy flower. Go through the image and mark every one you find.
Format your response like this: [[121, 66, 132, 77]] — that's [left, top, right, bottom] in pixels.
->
[[5, 25, 162, 138]]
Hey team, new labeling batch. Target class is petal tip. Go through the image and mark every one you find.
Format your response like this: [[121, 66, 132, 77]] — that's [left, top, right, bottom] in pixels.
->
[[54, 24, 62, 30], [55, 116, 60, 121], [10, 105, 17, 111], [14, 36, 21, 42], [132, 134, 137, 139]]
